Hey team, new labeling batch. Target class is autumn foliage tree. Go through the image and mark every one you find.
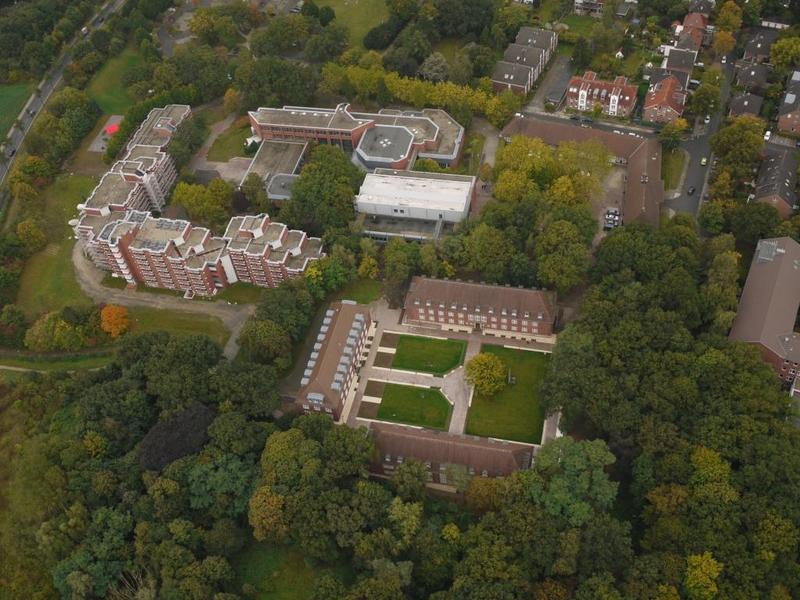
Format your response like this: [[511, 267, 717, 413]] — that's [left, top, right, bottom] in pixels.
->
[[100, 304, 130, 338], [465, 352, 507, 396]]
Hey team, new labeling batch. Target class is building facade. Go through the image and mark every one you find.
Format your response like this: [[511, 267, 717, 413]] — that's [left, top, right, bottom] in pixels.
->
[[403, 277, 557, 340], [297, 301, 374, 420], [566, 71, 638, 117], [491, 28, 557, 95]]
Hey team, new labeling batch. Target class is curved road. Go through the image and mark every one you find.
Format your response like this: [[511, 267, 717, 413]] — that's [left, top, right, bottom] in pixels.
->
[[71, 242, 254, 358]]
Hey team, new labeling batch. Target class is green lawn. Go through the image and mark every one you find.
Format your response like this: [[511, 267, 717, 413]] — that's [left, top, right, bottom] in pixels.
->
[[232, 542, 353, 600], [16, 174, 96, 318], [216, 283, 264, 304], [0, 352, 113, 372], [87, 46, 145, 114], [561, 14, 596, 36], [128, 307, 230, 347], [433, 39, 463, 63], [206, 122, 251, 162], [377, 383, 452, 430], [392, 335, 466, 375], [535, 0, 567, 22], [0, 82, 33, 136], [331, 278, 382, 304], [661, 149, 687, 191], [465, 345, 548, 444], [318, 0, 388, 48]]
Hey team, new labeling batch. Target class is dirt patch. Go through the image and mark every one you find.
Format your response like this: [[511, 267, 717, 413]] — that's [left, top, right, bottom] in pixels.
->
[[374, 352, 394, 368], [357, 402, 380, 419], [365, 379, 386, 397], [379, 332, 399, 348]]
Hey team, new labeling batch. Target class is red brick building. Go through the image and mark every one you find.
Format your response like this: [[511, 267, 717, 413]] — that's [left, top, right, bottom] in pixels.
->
[[298, 301, 373, 419], [566, 71, 638, 117], [403, 277, 557, 340], [643, 75, 687, 123]]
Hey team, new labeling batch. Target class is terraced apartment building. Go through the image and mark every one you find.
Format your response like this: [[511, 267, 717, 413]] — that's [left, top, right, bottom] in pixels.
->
[[73, 104, 323, 297]]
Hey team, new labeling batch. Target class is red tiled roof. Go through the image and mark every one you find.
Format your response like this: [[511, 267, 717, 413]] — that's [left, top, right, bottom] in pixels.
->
[[566, 71, 638, 113], [644, 75, 687, 116], [682, 12, 708, 29]]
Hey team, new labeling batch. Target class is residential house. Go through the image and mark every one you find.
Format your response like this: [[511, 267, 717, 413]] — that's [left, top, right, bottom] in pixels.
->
[[574, 0, 604, 16], [297, 301, 373, 420], [736, 62, 770, 91], [743, 29, 779, 63], [754, 147, 799, 218], [728, 92, 764, 117], [566, 71, 638, 117], [729, 237, 800, 382], [687, 0, 714, 16], [402, 276, 558, 340], [514, 27, 558, 62], [491, 61, 536, 95], [662, 47, 697, 88], [643, 74, 687, 123], [492, 28, 557, 95], [675, 12, 709, 52], [778, 70, 800, 135]]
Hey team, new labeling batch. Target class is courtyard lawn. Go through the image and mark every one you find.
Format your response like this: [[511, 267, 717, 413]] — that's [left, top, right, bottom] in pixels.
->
[[87, 46, 145, 114], [232, 542, 353, 600], [391, 334, 466, 375], [377, 383, 452, 430], [206, 122, 251, 162], [128, 307, 230, 347], [661, 149, 687, 191], [0, 82, 33, 135], [16, 174, 96, 318], [331, 278, 382, 304], [318, 0, 388, 48], [217, 282, 264, 304], [561, 14, 596, 36], [465, 345, 548, 444]]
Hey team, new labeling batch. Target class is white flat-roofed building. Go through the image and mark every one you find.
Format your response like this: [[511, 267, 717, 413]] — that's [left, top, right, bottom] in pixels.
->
[[356, 169, 476, 224]]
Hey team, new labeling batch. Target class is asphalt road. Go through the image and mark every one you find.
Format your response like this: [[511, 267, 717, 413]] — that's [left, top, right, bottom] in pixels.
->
[[0, 0, 128, 188], [665, 59, 736, 215]]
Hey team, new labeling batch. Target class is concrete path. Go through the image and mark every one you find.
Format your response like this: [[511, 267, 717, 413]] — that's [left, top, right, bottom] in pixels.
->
[[71, 242, 254, 358], [189, 113, 235, 171]]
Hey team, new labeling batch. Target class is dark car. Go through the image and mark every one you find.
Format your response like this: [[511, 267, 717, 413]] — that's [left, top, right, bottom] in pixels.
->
[[687, 186, 696, 195]]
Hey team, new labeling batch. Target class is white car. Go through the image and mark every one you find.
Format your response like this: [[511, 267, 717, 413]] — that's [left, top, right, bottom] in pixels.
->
[[764, 130, 772, 141], [704, 115, 711, 124], [721, 55, 727, 64]]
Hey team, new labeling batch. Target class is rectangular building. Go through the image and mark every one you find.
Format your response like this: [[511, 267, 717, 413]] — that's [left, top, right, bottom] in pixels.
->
[[729, 237, 800, 382], [778, 71, 800, 135], [297, 301, 374, 419], [754, 148, 799, 218], [566, 71, 638, 117], [403, 276, 557, 339], [492, 28, 557, 95]]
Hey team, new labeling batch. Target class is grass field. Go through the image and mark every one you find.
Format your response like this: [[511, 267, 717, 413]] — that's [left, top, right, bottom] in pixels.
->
[[465, 345, 548, 444], [562, 14, 596, 36], [377, 383, 452, 429], [0, 352, 113, 372], [318, 0, 388, 48], [16, 174, 96, 318], [661, 149, 687, 191], [0, 83, 33, 136], [216, 283, 264, 304], [433, 39, 463, 63], [87, 46, 145, 114], [331, 278, 382, 304], [392, 335, 466, 375], [207, 122, 251, 162], [232, 542, 353, 600], [128, 307, 230, 347]]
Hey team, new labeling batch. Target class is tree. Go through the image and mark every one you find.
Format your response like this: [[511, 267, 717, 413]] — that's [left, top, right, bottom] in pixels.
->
[[466, 352, 507, 396], [698, 201, 726, 234], [171, 181, 231, 230], [24, 311, 86, 352], [770, 37, 800, 72], [250, 15, 309, 56], [658, 118, 688, 151], [535, 220, 590, 295], [393, 459, 428, 501], [715, 0, 742, 32], [306, 23, 349, 62], [692, 83, 720, 116], [100, 304, 129, 338], [684, 552, 723, 600], [16, 219, 46, 253], [464, 224, 514, 282], [712, 30, 735, 57], [238, 319, 292, 369], [418, 52, 449, 82], [222, 87, 240, 115], [710, 116, 764, 180]]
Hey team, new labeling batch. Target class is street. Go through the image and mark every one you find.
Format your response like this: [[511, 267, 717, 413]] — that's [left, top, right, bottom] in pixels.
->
[[0, 0, 128, 188]]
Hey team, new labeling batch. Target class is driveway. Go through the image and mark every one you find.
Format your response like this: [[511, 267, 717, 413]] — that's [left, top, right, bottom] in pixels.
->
[[527, 53, 573, 112], [71, 242, 254, 358]]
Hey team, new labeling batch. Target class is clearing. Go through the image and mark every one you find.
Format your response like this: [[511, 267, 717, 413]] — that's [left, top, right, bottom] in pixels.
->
[[465, 345, 548, 444], [128, 307, 230, 347], [331, 278, 382, 304], [376, 382, 452, 430], [318, 0, 388, 48], [232, 542, 353, 600], [16, 174, 96, 318], [391, 334, 466, 375], [87, 46, 145, 114], [206, 121, 252, 162], [216, 283, 264, 304], [0, 82, 33, 136], [561, 14, 596, 36], [661, 149, 687, 191]]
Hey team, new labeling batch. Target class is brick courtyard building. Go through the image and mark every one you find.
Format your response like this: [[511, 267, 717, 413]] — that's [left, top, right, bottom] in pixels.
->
[[566, 71, 638, 117]]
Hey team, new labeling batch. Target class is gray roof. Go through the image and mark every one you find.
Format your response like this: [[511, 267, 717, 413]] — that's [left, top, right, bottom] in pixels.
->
[[780, 83, 800, 116], [266, 174, 299, 201], [729, 93, 764, 116], [737, 62, 770, 88], [688, 0, 714, 15], [503, 44, 545, 70], [515, 27, 557, 50], [755, 147, 799, 209], [730, 237, 800, 362], [665, 48, 697, 73], [744, 29, 779, 61], [491, 61, 533, 86], [356, 125, 414, 161]]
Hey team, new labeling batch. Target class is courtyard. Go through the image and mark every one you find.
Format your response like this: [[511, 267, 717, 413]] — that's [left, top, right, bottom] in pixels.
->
[[377, 333, 467, 375], [359, 380, 452, 430]]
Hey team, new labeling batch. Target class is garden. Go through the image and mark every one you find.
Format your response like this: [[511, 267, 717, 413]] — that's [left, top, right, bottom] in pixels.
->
[[375, 382, 452, 430]]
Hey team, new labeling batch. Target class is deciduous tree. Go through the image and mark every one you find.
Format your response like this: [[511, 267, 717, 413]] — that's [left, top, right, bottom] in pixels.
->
[[100, 304, 129, 338], [466, 352, 507, 396]]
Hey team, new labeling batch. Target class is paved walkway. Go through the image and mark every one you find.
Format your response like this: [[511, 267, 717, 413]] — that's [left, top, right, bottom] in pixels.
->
[[71, 243, 254, 358]]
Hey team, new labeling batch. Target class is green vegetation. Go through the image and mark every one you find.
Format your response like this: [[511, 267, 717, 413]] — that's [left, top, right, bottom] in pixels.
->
[[391, 334, 466, 375], [101, 274, 128, 290], [16, 175, 95, 318], [86, 46, 145, 114], [377, 383, 452, 429], [331, 278, 382, 304], [661, 149, 687, 191], [319, 0, 389, 47], [128, 307, 230, 346], [561, 14, 595, 36], [0, 352, 113, 372], [0, 83, 33, 135], [206, 122, 252, 162], [433, 38, 462, 63], [232, 542, 353, 600], [465, 345, 548, 443], [217, 283, 264, 304]]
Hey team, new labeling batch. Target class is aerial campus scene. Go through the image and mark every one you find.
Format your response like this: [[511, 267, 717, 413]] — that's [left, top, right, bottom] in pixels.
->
[[1, 0, 800, 597]]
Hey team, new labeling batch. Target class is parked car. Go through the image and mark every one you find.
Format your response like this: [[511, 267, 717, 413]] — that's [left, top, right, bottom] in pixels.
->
[[700, 157, 707, 166], [687, 186, 696, 195], [764, 130, 772, 141], [704, 115, 711, 124], [721, 55, 727, 64]]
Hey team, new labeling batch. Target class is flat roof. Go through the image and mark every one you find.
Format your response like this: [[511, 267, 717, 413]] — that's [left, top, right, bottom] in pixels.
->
[[129, 216, 190, 251], [84, 171, 137, 209], [357, 170, 475, 213], [240, 140, 306, 186], [360, 214, 455, 240], [420, 108, 463, 158], [356, 125, 414, 161], [249, 104, 371, 131], [266, 174, 299, 199], [128, 104, 191, 149]]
